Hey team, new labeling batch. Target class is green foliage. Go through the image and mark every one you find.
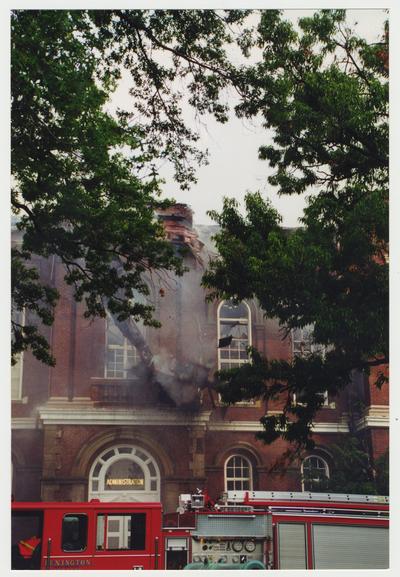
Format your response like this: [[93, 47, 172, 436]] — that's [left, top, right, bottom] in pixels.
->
[[215, 345, 351, 450], [324, 437, 388, 496], [374, 450, 389, 495], [11, 9, 250, 364], [89, 9, 251, 186], [204, 10, 388, 447], [12, 249, 58, 366]]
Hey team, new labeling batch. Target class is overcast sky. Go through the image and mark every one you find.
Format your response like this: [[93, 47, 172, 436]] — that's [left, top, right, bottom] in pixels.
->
[[111, 8, 387, 226]]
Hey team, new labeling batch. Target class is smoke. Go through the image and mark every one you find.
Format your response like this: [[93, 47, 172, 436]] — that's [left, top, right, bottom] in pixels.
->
[[111, 215, 220, 410], [152, 349, 214, 408]]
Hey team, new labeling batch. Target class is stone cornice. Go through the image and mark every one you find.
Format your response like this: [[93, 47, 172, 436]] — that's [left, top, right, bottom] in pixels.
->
[[38, 404, 212, 427], [20, 401, 387, 435], [25, 402, 354, 434], [355, 405, 389, 430], [12, 417, 39, 430], [207, 420, 349, 433]]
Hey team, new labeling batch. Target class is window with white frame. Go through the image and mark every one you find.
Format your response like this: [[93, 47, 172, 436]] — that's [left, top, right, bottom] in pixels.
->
[[291, 325, 329, 406], [292, 388, 329, 407], [105, 314, 141, 379], [11, 307, 25, 400], [11, 357, 23, 401], [301, 455, 329, 492], [292, 325, 326, 357], [218, 301, 251, 370], [225, 455, 253, 491]]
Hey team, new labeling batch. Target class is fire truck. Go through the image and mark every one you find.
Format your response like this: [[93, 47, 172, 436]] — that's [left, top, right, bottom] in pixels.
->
[[11, 500, 164, 570], [180, 490, 389, 570], [11, 491, 389, 570]]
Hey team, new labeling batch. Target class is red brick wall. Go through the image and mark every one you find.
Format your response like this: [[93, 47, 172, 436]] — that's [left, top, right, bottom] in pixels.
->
[[11, 213, 389, 508]]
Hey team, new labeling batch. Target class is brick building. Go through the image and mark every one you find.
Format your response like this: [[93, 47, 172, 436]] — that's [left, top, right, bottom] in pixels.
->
[[11, 204, 389, 511]]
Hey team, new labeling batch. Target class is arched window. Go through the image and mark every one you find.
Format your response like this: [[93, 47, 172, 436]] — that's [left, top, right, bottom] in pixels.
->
[[89, 445, 160, 502], [218, 301, 251, 370], [301, 455, 329, 492], [225, 455, 253, 492]]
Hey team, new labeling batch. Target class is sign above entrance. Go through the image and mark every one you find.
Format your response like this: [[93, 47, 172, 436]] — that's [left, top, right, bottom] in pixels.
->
[[106, 478, 144, 487], [89, 445, 160, 501]]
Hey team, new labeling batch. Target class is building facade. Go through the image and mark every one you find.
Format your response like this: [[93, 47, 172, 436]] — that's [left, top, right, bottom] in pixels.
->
[[11, 205, 389, 512]]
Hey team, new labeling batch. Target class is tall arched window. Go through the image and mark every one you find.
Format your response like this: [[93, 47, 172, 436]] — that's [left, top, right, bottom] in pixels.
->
[[89, 445, 160, 502], [301, 455, 329, 492], [218, 301, 251, 370], [225, 455, 253, 492]]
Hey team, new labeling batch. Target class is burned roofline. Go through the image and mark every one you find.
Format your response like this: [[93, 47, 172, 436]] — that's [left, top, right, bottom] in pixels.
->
[[158, 214, 193, 228]]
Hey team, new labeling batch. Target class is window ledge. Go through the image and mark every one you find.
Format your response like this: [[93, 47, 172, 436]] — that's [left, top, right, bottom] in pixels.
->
[[90, 377, 139, 383], [322, 402, 336, 409], [291, 401, 335, 410], [217, 398, 261, 408], [11, 396, 28, 404]]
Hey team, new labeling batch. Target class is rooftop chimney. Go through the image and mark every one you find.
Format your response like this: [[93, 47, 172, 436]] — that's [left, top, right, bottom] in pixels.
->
[[157, 204, 203, 258]]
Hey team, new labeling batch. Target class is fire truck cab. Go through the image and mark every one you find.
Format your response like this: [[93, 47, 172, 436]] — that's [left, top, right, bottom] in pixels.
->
[[11, 500, 164, 570]]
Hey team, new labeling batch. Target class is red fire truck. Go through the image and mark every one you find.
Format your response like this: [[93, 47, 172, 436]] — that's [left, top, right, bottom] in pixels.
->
[[187, 490, 390, 570], [11, 491, 389, 570], [11, 500, 164, 570]]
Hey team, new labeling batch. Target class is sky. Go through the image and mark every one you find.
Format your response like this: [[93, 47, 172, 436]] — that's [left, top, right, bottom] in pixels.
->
[[110, 8, 388, 227]]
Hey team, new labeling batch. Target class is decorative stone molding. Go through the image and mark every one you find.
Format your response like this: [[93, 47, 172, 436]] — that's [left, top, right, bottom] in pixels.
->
[[212, 441, 262, 468], [11, 417, 39, 430], [38, 405, 212, 427], [207, 420, 349, 434], [70, 429, 176, 478], [355, 405, 389, 430]]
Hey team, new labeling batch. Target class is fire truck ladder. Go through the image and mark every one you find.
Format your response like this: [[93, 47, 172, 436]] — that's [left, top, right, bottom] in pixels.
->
[[224, 491, 389, 505]]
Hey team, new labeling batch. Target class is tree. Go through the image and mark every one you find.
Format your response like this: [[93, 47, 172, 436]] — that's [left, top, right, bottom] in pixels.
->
[[11, 9, 250, 365], [203, 10, 388, 448], [374, 449, 389, 496], [323, 436, 388, 496]]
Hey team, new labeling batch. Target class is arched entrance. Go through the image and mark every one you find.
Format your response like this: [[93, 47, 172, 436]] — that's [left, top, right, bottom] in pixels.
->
[[89, 445, 160, 502]]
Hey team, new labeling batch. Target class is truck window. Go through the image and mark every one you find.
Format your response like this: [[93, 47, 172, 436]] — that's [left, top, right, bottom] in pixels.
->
[[62, 514, 88, 552], [96, 513, 146, 551]]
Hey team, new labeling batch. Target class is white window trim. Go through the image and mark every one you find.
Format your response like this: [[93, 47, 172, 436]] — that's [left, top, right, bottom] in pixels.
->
[[89, 445, 160, 502], [224, 454, 253, 492], [217, 300, 252, 370], [301, 455, 330, 492], [11, 352, 24, 401], [292, 390, 330, 407], [105, 314, 140, 379], [11, 308, 25, 401], [291, 326, 331, 407], [217, 300, 255, 406], [291, 326, 326, 358]]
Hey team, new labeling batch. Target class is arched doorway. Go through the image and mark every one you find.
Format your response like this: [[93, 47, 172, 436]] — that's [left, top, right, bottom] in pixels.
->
[[89, 445, 160, 502]]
